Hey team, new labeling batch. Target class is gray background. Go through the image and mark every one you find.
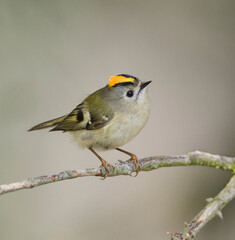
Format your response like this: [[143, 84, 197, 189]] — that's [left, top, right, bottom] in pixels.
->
[[0, 1, 235, 240]]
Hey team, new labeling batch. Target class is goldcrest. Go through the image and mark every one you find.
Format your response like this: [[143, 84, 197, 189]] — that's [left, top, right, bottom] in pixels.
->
[[29, 74, 151, 174]]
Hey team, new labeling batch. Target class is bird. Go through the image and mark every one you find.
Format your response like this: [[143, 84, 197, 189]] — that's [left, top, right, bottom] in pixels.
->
[[29, 74, 151, 175]]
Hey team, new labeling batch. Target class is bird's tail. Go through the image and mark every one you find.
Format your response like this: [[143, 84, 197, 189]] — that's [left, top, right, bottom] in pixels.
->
[[28, 115, 67, 131]]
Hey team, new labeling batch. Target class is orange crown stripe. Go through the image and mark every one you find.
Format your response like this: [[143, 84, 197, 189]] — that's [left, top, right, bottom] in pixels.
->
[[108, 75, 135, 87]]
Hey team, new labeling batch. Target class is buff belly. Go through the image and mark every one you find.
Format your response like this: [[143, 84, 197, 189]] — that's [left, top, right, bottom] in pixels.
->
[[71, 110, 149, 151]]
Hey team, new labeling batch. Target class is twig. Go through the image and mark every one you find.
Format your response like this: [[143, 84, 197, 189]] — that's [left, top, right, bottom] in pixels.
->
[[168, 174, 235, 240], [0, 151, 234, 196], [0, 151, 235, 239]]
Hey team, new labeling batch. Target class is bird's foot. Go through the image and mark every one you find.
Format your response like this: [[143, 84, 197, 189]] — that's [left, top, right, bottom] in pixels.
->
[[116, 148, 140, 176], [99, 159, 115, 179], [129, 154, 140, 176], [118, 155, 140, 176]]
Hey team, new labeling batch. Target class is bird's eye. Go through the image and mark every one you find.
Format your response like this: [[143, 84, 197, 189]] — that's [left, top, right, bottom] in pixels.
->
[[126, 90, 134, 98]]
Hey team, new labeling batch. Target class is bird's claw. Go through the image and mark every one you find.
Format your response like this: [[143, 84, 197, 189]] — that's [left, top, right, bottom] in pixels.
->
[[100, 161, 115, 179], [133, 163, 141, 177], [129, 155, 140, 177], [118, 157, 140, 177]]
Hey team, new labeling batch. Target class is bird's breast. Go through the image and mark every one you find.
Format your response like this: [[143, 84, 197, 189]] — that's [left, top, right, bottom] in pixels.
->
[[72, 94, 150, 151]]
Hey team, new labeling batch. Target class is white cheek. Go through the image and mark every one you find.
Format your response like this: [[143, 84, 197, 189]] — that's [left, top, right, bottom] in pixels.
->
[[124, 97, 134, 102], [137, 88, 147, 103]]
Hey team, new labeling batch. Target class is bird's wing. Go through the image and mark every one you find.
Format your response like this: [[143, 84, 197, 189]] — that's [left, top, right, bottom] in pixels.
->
[[50, 102, 114, 132]]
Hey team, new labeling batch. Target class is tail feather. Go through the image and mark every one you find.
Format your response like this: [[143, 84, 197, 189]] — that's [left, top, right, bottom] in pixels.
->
[[28, 115, 67, 131]]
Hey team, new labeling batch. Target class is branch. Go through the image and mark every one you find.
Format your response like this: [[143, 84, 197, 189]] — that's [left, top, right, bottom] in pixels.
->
[[168, 174, 235, 240], [1, 151, 234, 196], [1, 151, 235, 239]]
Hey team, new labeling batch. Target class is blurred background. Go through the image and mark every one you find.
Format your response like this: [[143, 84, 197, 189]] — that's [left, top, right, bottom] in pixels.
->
[[0, 1, 234, 239]]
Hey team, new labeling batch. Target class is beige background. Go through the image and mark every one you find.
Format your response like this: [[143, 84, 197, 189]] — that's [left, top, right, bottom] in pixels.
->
[[0, 1, 235, 240]]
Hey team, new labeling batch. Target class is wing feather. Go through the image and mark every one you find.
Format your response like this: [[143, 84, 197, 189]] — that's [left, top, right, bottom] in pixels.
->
[[50, 104, 88, 131], [50, 102, 114, 132]]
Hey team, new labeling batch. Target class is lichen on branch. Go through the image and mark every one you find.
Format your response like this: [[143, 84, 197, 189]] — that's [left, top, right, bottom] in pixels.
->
[[0, 151, 234, 240]]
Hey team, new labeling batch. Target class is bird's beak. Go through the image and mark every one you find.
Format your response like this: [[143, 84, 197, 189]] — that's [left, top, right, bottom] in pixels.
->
[[140, 81, 152, 91]]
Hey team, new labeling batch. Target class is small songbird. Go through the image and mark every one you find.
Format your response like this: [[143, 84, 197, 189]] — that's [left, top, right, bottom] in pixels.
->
[[29, 74, 151, 174]]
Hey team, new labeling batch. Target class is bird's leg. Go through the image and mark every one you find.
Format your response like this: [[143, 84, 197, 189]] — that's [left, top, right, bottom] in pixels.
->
[[89, 147, 114, 177], [116, 148, 140, 175]]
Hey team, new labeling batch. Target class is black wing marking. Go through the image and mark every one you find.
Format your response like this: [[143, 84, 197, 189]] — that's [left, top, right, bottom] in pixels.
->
[[50, 104, 87, 132], [86, 113, 113, 130], [50, 103, 114, 132]]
